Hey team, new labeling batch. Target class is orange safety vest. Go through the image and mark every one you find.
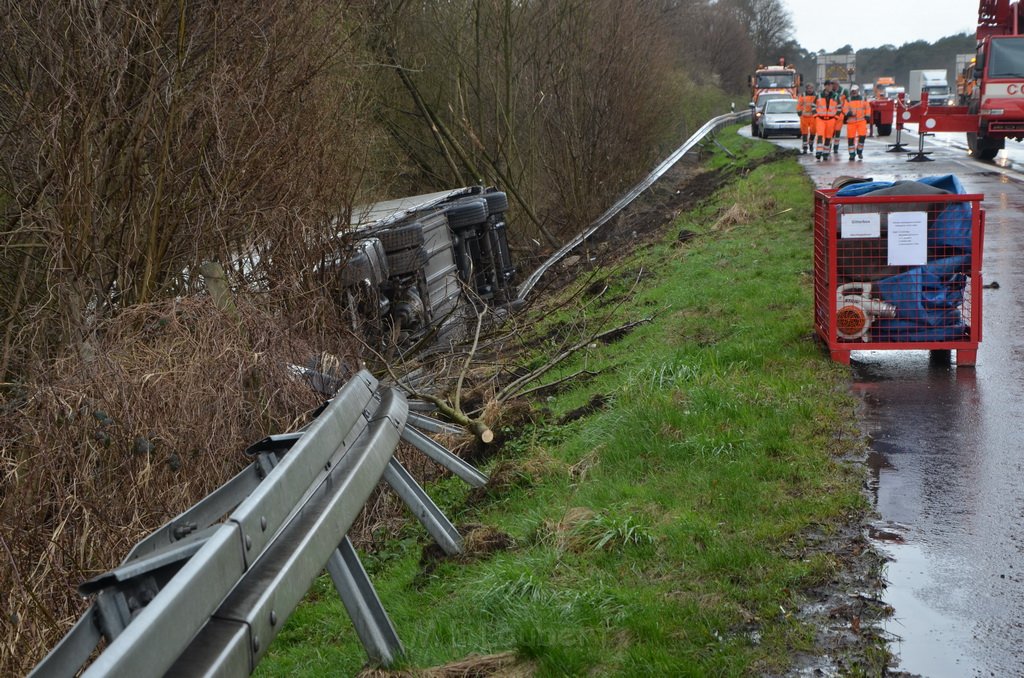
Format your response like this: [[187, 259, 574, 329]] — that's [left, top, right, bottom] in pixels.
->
[[797, 94, 817, 117], [814, 95, 838, 119], [843, 98, 870, 123]]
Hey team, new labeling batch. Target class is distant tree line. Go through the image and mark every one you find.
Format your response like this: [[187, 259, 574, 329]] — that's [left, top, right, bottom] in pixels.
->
[[852, 34, 977, 88], [768, 34, 977, 95]]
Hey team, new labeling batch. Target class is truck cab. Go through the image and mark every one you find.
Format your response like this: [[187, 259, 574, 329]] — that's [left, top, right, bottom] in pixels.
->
[[873, 76, 897, 99], [909, 69, 952, 106], [748, 58, 800, 111], [966, 35, 1024, 157]]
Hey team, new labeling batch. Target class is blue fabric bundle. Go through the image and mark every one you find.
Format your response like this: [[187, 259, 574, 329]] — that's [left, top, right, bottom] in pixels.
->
[[836, 176, 973, 341], [872, 255, 970, 341]]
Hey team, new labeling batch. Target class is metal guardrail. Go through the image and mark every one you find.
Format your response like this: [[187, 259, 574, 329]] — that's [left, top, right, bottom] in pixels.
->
[[30, 370, 486, 677], [516, 109, 751, 301]]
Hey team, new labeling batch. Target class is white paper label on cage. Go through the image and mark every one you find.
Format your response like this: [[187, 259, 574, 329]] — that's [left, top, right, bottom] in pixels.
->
[[887, 211, 928, 265], [840, 212, 881, 238]]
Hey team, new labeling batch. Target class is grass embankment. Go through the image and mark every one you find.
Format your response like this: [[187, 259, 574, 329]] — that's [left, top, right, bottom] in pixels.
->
[[258, 129, 874, 676]]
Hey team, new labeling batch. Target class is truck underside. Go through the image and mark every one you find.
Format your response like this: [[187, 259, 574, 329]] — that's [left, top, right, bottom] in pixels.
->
[[334, 187, 518, 351]]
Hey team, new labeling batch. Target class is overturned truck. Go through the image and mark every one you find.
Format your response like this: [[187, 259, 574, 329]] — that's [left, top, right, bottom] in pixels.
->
[[335, 186, 517, 348]]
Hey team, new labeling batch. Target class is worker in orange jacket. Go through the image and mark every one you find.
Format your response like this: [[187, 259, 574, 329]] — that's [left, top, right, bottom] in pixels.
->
[[843, 84, 870, 160], [831, 80, 848, 154], [797, 83, 817, 154], [814, 85, 840, 160]]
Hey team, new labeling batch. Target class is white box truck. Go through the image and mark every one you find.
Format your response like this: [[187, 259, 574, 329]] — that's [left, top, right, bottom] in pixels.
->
[[908, 69, 952, 106]]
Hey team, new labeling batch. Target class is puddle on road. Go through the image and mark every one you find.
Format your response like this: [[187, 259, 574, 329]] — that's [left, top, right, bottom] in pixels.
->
[[875, 540, 985, 677], [853, 348, 1024, 676]]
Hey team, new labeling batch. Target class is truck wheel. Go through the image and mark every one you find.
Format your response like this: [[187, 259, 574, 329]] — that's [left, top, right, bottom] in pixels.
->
[[482, 191, 509, 214], [378, 222, 424, 252], [967, 132, 1003, 160], [877, 123, 891, 136], [386, 246, 428, 275], [445, 198, 488, 229]]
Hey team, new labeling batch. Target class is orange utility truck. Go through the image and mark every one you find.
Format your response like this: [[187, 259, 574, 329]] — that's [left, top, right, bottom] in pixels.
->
[[749, 58, 800, 107]]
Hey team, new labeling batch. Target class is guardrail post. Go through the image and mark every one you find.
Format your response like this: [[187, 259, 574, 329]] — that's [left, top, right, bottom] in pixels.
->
[[29, 370, 492, 676], [327, 535, 405, 666], [401, 425, 488, 487], [384, 457, 463, 555]]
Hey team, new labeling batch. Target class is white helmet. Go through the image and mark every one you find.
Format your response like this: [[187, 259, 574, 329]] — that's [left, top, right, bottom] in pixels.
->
[[851, 84, 860, 92]]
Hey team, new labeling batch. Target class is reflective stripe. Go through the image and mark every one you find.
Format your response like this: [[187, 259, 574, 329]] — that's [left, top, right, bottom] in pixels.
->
[[797, 94, 818, 117], [842, 99, 871, 123], [814, 96, 838, 117]]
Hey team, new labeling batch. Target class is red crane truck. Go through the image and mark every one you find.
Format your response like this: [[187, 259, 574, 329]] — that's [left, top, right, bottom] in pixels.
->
[[898, 0, 1024, 159]]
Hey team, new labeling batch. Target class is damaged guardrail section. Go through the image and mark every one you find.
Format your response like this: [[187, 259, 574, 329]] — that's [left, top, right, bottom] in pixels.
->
[[30, 370, 487, 677]]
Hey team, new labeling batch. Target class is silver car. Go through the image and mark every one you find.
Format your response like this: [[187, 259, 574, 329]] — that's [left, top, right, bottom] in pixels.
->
[[755, 98, 801, 138]]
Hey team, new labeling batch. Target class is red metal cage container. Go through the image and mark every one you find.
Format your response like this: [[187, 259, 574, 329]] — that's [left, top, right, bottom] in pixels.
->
[[813, 184, 984, 366]]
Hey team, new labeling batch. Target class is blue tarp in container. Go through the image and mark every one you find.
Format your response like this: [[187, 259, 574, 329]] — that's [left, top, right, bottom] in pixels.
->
[[872, 255, 970, 341], [836, 176, 973, 342]]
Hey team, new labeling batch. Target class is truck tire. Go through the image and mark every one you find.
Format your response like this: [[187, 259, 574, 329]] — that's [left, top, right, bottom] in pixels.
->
[[876, 123, 892, 136], [378, 222, 424, 252], [967, 132, 1003, 160], [482, 191, 509, 214], [445, 198, 488, 229], [386, 246, 429, 275]]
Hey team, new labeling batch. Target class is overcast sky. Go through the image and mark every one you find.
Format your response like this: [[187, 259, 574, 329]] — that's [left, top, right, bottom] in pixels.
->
[[783, 0, 978, 53]]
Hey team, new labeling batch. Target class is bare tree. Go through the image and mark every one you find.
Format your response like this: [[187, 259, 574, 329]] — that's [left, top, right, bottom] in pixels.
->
[[373, 0, 694, 245], [0, 0, 382, 381], [0, 4, 392, 671], [720, 0, 794, 66], [665, 1, 756, 92]]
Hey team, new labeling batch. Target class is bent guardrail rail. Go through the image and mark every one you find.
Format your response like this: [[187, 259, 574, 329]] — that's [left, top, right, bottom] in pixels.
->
[[516, 109, 751, 301], [30, 370, 486, 677]]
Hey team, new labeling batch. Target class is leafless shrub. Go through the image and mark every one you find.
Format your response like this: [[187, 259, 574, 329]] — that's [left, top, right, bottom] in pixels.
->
[[0, 0, 383, 381], [0, 296, 336, 674], [711, 203, 752, 231]]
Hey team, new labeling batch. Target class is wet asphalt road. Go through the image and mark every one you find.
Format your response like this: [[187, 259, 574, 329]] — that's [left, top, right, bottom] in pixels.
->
[[744, 125, 1024, 677]]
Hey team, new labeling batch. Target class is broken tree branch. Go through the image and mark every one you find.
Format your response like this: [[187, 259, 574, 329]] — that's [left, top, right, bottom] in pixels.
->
[[514, 368, 600, 400], [496, 316, 654, 403]]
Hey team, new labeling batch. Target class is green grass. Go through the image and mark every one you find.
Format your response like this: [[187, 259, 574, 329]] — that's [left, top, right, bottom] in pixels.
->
[[256, 128, 871, 676]]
